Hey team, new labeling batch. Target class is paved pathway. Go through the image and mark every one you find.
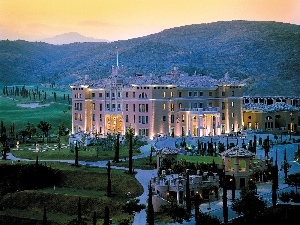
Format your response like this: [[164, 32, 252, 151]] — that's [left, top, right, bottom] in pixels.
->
[[6, 133, 300, 224]]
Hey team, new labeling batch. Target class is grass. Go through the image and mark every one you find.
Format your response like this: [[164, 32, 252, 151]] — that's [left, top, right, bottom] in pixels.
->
[[11, 142, 142, 161], [0, 160, 144, 224], [0, 84, 72, 135]]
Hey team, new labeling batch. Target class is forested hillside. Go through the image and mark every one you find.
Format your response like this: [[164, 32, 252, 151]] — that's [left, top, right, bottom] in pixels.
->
[[0, 20, 299, 96]]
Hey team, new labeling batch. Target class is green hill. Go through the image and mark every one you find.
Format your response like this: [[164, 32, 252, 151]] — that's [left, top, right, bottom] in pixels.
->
[[0, 20, 299, 96]]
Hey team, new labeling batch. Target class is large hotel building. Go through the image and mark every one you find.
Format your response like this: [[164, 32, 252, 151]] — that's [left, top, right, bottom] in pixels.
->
[[70, 63, 244, 138]]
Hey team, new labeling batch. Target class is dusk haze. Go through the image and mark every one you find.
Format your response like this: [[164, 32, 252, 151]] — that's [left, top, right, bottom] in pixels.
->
[[0, 0, 299, 42]]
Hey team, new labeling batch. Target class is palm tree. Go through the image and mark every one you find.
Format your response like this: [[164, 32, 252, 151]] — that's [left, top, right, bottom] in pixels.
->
[[37, 121, 52, 143]]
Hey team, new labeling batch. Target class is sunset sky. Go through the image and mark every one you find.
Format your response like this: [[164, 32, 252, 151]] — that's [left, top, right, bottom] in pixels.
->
[[0, 0, 299, 42]]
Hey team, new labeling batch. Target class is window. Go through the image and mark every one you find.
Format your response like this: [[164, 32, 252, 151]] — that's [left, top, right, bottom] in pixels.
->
[[99, 93, 102, 98], [193, 91, 197, 97], [92, 93, 95, 97], [163, 116, 166, 122], [139, 104, 148, 112], [222, 102, 225, 109], [188, 92, 192, 97], [222, 91, 225, 97], [106, 104, 110, 110], [100, 104, 102, 111], [171, 115, 174, 123], [199, 103, 203, 108], [100, 114, 102, 121], [163, 104, 166, 110], [126, 92, 128, 98], [179, 103, 182, 109], [106, 92, 109, 98], [222, 113, 225, 120], [170, 104, 174, 111], [133, 104, 135, 112], [133, 92, 135, 98], [171, 92, 174, 97], [133, 115, 135, 123], [117, 92, 120, 98], [139, 92, 148, 98], [232, 113, 235, 118], [92, 114, 95, 121], [182, 115, 185, 122], [178, 92, 182, 97], [199, 91, 203, 96], [194, 102, 197, 108], [208, 102, 212, 107], [209, 92, 212, 96], [231, 102, 234, 107], [126, 104, 128, 111], [117, 104, 121, 110], [92, 103, 95, 110], [163, 92, 166, 97], [232, 91, 235, 96], [126, 115, 129, 123]]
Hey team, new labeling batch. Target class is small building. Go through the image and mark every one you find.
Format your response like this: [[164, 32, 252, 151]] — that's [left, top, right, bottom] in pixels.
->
[[156, 147, 179, 170], [150, 172, 219, 212], [220, 146, 256, 189]]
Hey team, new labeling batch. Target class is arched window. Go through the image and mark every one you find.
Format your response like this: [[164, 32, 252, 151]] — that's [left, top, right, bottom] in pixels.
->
[[139, 92, 148, 99]]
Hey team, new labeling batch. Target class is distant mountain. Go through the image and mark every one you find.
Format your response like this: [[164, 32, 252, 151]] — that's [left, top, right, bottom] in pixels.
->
[[0, 21, 299, 96], [41, 32, 109, 45]]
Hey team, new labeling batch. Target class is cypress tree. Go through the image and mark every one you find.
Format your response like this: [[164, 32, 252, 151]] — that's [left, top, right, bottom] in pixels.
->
[[77, 197, 82, 221], [114, 133, 120, 163], [222, 168, 228, 224], [92, 211, 97, 225], [253, 135, 257, 154], [185, 170, 191, 214], [42, 206, 47, 225], [129, 132, 133, 174], [104, 206, 110, 225], [75, 142, 79, 167], [146, 182, 154, 225], [107, 161, 111, 197]]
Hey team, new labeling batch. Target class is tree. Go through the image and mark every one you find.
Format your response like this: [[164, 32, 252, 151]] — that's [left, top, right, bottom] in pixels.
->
[[146, 182, 155, 225], [113, 133, 120, 163], [77, 197, 82, 222], [122, 198, 145, 215], [74, 142, 79, 167], [185, 170, 191, 214], [103, 206, 110, 225], [195, 211, 221, 225], [253, 135, 257, 154], [107, 161, 112, 197], [126, 126, 134, 174], [286, 173, 300, 192], [231, 187, 267, 224], [42, 206, 47, 225], [262, 136, 270, 158], [222, 169, 228, 224], [92, 211, 97, 225], [281, 148, 291, 183], [160, 198, 190, 223], [0, 122, 9, 160], [37, 121, 52, 143]]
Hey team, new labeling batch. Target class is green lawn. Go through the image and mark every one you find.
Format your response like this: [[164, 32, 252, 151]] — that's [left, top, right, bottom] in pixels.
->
[[0, 84, 72, 135], [0, 160, 143, 225]]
